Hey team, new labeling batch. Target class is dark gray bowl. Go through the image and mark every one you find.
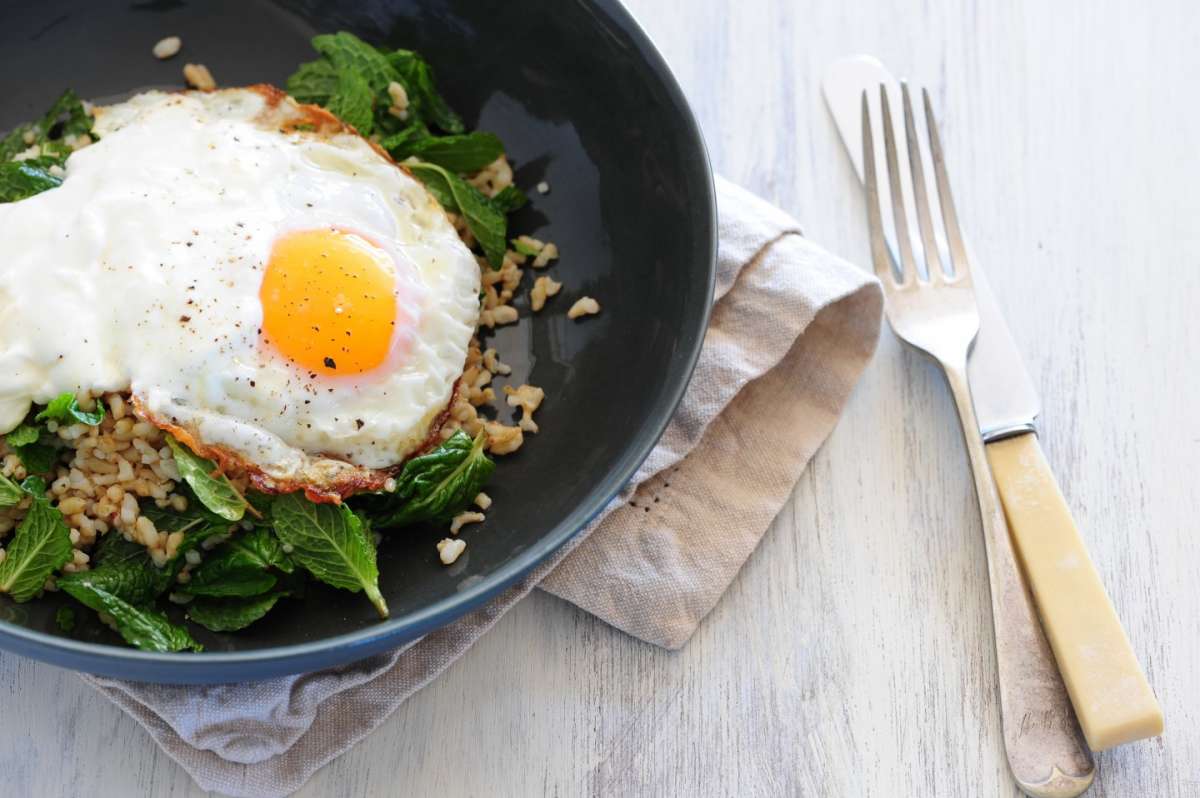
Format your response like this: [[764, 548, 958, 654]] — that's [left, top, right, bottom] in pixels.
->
[[0, 0, 715, 683]]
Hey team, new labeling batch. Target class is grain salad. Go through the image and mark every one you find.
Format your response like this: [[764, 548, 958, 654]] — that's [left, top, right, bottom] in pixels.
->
[[0, 31, 599, 652]]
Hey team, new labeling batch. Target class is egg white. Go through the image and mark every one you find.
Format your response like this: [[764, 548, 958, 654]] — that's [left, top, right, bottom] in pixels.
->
[[0, 89, 480, 484]]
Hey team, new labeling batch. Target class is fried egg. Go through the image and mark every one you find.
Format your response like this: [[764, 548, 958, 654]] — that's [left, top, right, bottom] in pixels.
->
[[0, 87, 480, 499]]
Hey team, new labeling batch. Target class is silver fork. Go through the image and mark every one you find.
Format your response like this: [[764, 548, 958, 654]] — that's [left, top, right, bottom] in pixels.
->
[[862, 84, 1094, 798]]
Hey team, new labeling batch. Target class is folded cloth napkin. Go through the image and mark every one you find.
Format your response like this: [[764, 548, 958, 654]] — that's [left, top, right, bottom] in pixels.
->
[[83, 176, 883, 798]]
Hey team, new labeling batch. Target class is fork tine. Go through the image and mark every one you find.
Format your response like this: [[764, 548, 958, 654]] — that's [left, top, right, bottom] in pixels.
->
[[922, 87, 970, 278], [861, 90, 897, 287], [880, 85, 917, 285], [901, 82, 946, 281]]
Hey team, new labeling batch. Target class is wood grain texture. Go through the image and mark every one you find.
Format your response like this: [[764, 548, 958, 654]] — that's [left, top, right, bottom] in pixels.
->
[[2, 0, 1197, 795]]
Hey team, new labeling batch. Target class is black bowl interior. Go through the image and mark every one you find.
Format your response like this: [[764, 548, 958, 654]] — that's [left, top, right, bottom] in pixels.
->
[[0, 0, 715, 682]]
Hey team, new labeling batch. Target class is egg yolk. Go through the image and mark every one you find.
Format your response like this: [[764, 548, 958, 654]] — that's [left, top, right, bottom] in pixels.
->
[[260, 229, 399, 376]]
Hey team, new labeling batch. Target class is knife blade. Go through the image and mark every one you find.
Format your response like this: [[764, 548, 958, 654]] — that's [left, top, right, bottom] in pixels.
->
[[821, 55, 1039, 441]]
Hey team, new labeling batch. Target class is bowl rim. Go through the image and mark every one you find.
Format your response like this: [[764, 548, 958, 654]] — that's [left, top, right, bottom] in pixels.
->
[[0, 0, 717, 682]]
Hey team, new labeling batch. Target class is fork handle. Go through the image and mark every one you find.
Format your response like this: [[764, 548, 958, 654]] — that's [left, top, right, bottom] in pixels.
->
[[986, 432, 1163, 750], [943, 362, 1095, 797]]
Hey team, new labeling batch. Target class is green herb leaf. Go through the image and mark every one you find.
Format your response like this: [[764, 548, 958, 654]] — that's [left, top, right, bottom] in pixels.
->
[[55, 605, 76, 633], [270, 494, 387, 617], [0, 158, 64, 202], [406, 161, 455, 207], [0, 473, 22, 507], [72, 523, 182, 601], [92, 532, 153, 567], [57, 554, 169, 606], [408, 161, 507, 267], [39, 89, 92, 140], [139, 501, 234, 575], [326, 69, 375, 134], [286, 58, 340, 105], [0, 490, 73, 601], [491, 185, 528, 214], [386, 50, 464, 134], [12, 442, 58, 475], [187, 591, 285, 632], [232, 525, 295, 573], [245, 490, 277, 521], [35, 392, 105, 425], [357, 430, 494, 528], [378, 122, 431, 158], [4, 423, 39, 448], [185, 556, 276, 597], [1, 90, 92, 162], [139, 500, 227, 534], [20, 475, 47, 496], [312, 32, 398, 94], [184, 528, 291, 597], [0, 89, 92, 203], [58, 578, 201, 652], [0, 126, 32, 163], [165, 436, 248, 522], [403, 132, 503, 174]]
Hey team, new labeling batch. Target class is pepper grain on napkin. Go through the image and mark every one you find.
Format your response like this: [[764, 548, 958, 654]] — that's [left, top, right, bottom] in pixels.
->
[[84, 176, 883, 798]]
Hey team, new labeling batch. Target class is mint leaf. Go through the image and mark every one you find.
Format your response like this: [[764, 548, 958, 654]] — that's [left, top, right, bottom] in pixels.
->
[[270, 494, 387, 617], [406, 160, 455, 207], [58, 578, 201, 652], [20, 475, 47, 496], [139, 501, 227, 534], [0, 489, 73, 601], [0, 90, 91, 203], [312, 32, 397, 94], [386, 50, 464, 134], [491, 185, 528, 214], [0, 90, 92, 162], [92, 532, 153, 567], [55, 605, 76, 633], [0, 125, 33, 162], [287, 58, 339, 105], [0, 473, 22, 507], [165, 436, 248, 522], [184, 528, 291, 598], [57, 555, 169, 606], [186, 557, 276, 597], [66, 523, 182, 603], [326, 69, 375, 134], [38, 89, 92, 140], [229, 525, 295, 573], [356, 430, 493, 528], [245, 490, 277, 521], [0, 159, 64, 202], [379, 122, 432, 158], [13, 442, 58, 475], [139, 501, 234, 581], [4, 424, 39, 448], [187, 591, 285, 632], [404, 132, 503, 174], [408, 161, 507, 267], [35, 392, 105, 425]]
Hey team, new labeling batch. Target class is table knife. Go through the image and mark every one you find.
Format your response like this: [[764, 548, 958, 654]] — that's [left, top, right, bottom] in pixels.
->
[[821, 55, 1162, 790]]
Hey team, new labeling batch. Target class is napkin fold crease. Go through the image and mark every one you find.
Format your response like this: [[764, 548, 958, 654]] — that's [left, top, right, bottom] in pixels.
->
[[83, 176, 882, 798]]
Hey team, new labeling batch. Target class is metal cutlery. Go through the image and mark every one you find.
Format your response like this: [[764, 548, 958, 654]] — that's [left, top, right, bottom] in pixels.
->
[[826, 56, 1162, 797], [857, 81, 1093, 796], [841, 63, 1162, 766]]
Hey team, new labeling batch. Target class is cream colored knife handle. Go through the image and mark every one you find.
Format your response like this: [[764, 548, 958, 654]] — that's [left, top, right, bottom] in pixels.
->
[[944, 364, 1094, 797], [986, 433, 1163, 750]]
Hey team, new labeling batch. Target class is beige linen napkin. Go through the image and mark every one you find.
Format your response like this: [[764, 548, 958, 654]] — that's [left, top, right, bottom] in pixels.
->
[[83, 176, 883, 798]]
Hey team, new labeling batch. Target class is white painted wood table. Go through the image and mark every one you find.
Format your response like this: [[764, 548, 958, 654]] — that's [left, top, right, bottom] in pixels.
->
[[3, 1, 1197, 795]]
